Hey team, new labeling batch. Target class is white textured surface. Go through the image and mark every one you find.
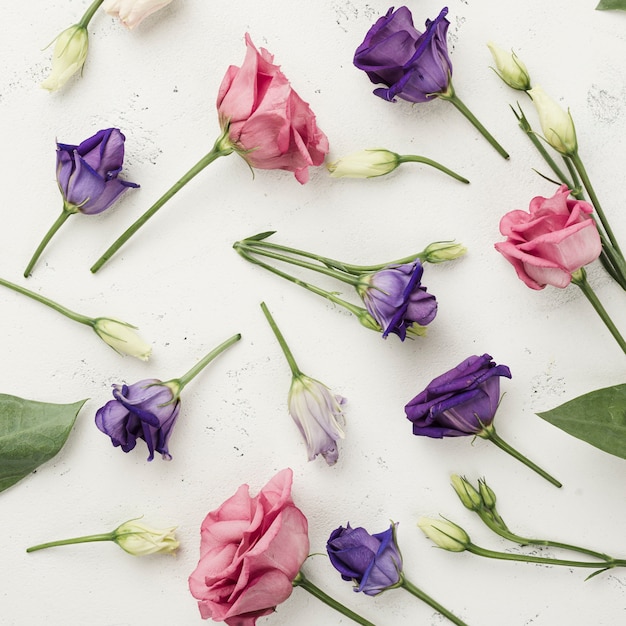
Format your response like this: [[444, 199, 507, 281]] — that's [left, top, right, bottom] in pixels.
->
[[2, 1, 626, 625]]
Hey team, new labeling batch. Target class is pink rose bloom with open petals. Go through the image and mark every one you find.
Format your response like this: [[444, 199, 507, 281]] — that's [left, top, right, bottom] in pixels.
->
[[188, 468, 309, 625], [495, 185, 601, 289], [102, 0, 173, 29], [217, 33, 329, 184]]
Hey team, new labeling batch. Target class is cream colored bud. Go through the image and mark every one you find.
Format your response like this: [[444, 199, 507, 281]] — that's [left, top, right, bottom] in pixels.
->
[[528, 86, 578, 155], [487, 42, 531, 91], [417, 517, 470, 552], [327, 149, 400, 178], [114, 519, 179, 556], [423, 241, 467, 263], [41, 25, 89, 91], [450, 475, 482, 511], [93, 318, 152, 361]]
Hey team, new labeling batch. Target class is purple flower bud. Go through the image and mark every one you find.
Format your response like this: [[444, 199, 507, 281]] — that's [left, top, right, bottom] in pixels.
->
[[95, 379, 180, 460], [354, 6, 452, 103], [405, 354, 512, 437], [326, 523, 403, 595], [56, 128, 139, 214], [358, 261, 437, 340]]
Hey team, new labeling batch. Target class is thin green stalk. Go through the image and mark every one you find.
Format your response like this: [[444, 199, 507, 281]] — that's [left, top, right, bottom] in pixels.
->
[[91, 133, 234, 273], [396, 155, 469, 183], [260, 302, 301, 377], [293, 571, 377, 626], [478, 511, 612, 561], [563, 156, 583, 198], [400, 577, 468, 626], [466, 542, 626, 572], [479, 425, 562, 488], [234, 247, 372, 322], [168, 333, 241, 394], [570, 152, 623, 256], [27, 532, 114, 553], [571, 268, 626, 354], [441, 83, 509, 159], [24, 209, 73, 277], [78, 0, 105, 28], [0, 276, 92, 325]]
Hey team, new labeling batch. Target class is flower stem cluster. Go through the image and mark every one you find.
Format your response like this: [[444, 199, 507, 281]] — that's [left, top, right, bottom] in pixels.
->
[[235, 232, 465, 341], [418, 475, 626, 579]]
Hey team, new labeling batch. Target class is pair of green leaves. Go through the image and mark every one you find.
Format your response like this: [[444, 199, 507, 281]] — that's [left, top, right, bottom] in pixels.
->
[[538, 384, 626, 459], [0, 394, 85, 493], [596, 0, 626, 10]]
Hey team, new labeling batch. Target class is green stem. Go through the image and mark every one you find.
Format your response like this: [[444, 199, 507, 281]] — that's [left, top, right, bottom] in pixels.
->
[[24, 209, 73, 277], [259, 302, 301, 377], [0, 276, 92, 325], [466, 542, 626, 571], [479, 425, 562, 488], [570, 152, 623, 257], [571, 268, 626, 354], [400, 577, 468, 626], [27, 532, 114, 553], [293, 571, 377, 626], [239, 236, 427, 275], [235, 242, 361, 286], [234, 247, 374, 322], [563, 156, 583, 198], [91, 133, 234, 273], [396, 155, 469, 184], [167, 333, 241, 395], [441, 83, 509, 159], [78, 0, 105, 28], [478, 511, 612, 561]]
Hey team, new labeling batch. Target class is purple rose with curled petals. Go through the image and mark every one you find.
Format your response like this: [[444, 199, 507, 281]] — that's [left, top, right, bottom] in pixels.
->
[[95, 378, 180, 461], [327, 523, 402, 595], [358, 261, 437, 340], [56, 128, 139, 214], [354, 6, 452, 103], [405, 354, 512, 437]]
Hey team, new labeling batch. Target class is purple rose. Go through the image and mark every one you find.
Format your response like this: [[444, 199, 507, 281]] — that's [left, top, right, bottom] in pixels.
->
[[405, 354, 512, 437], [354, 6, 452, 103], [326, 523, 402, 595], [358, 261, 437, 340], [95, 379, 181, 460], [57, 128, 139, 214]]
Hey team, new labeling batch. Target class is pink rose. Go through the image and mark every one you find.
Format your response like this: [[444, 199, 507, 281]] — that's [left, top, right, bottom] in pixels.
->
[[102, 0, 174, 29], [188, 468, 309, 625], [217, 34, 329, 184], [495, 185, 601, 289]]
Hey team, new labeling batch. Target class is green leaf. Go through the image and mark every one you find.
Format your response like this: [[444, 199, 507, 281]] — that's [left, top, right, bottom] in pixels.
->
[[537, 384, 626, 459], [596, 0, 626, 11], [0, 394, 87, 493]]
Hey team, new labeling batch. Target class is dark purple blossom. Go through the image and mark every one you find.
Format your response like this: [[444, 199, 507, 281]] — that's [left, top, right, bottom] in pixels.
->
[[359, 261, 437, 340], [326, 523, 402, 595], [95, 378, 180, 461], [354, 6, 452, 103], [405, 354, 512, 437], [56, 128, 138, 214]]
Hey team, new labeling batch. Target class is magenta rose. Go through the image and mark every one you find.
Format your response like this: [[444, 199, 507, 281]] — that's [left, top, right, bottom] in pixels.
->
[[495, 185, 602, 289], [217, 33, 329, 184], [188, 468, 309, 625]]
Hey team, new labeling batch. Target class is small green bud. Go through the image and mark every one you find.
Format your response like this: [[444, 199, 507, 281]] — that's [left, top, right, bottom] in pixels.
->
[[450, 475, 482, 511], [422, 241, 467, 263], [327, 149, 400, 179], [417, 517, 470, 552], [487, 42, 531, 91], [528, 85, 578, 155], [357, 310, 383, 332], [478, 478, 498, 510]]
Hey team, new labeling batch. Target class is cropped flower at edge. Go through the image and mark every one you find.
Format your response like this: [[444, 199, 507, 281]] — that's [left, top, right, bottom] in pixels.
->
[[103, 0, 174, 29], [95, 334, 241, 461], [24, 128, 139, 277], [327, 523, 403, 595]]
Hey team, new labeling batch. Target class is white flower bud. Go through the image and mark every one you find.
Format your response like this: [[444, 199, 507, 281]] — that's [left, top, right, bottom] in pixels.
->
[[327, 149, 400, 178], [114, 519, 179, 556], [93, 318, 152, 361], [417, 517, 470, 552], [528, 86, 578, 155], [487, 42, 531, 91], [41, 25, 89, 92]]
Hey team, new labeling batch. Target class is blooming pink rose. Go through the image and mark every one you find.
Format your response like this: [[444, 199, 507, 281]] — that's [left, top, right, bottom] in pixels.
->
[[102, 0, 174, 29], [217, 34, 329, 184], [188, 468, 309, 625], [495, 185, 601, 289]]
